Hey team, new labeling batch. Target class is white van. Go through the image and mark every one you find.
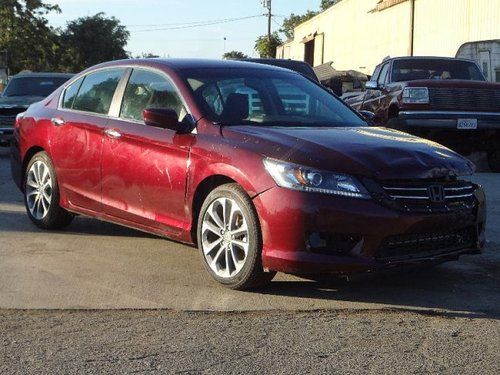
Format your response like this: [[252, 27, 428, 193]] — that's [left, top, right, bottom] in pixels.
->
[[456, 40, 500, 83]]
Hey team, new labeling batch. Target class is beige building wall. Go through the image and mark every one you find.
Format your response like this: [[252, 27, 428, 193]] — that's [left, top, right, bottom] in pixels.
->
[[278, 0, 500, 75]]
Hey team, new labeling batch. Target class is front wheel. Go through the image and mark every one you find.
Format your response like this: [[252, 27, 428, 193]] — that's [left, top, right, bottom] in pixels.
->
[[197, 183, 275, 290], [24, 152, 74, 229]]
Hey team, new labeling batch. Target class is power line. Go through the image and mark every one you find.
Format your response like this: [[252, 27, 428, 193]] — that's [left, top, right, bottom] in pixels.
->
[[129, 15, 263, 33]]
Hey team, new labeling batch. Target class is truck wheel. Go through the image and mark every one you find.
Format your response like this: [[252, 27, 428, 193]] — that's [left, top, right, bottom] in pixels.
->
[[487, 149, 500, 172], [197, 183, 276, 290], [24, 151, 74, 229]]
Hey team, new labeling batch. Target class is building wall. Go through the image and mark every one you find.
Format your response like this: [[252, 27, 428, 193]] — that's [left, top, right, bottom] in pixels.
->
[[278, 0, 500, 75]]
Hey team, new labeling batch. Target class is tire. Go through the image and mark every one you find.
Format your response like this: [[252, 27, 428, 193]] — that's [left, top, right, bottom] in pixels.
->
[[23, 151, 74, 230], [487, 148, 500, 172], [197, 183, 276, 290]]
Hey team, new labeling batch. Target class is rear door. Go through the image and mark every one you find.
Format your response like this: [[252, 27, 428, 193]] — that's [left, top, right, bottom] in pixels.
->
[[50, 68, 126, 212], [101, 68, 193, 234]]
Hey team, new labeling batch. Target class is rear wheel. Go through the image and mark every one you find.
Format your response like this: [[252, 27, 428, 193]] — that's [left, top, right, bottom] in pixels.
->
[[24, 152, 74, 229], [197, 183, 275, 290]]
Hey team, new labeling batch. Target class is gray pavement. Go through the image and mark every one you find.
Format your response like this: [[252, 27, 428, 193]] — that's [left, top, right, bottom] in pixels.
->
[[0, 147, 499, 316]]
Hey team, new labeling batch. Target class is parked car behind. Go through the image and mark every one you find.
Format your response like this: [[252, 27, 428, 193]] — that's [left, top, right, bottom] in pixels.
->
[[236, 58, 319, 82], [0, 72, 73, 146], [11, 59, 486, 290], [350, 57, 500, 171]]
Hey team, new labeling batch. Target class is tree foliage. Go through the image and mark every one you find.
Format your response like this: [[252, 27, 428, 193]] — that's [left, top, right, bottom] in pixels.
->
[[0, 3, 130, 74], [222, 50, 248, 60], [0, 0, 61, 73], [59, 13, 130, 72], [320, 0, 340, 11], [280, 11, 318, 40], [254, 33, 283, 59]]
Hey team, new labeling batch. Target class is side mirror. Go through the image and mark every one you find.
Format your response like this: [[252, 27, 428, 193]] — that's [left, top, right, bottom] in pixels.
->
[[358, 110, 377, 125], [365, 80, 380, 90], [143, 108, 192, 133]]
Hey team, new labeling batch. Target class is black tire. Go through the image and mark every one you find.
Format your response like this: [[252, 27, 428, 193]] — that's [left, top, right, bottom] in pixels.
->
[[197, 183, 276, 290], [487, 148, 500, 172], [23, 151, 74, 230]]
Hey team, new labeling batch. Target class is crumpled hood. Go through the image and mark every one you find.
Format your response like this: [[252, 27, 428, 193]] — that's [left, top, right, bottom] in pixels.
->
[[222, 126, 474, 180], [0, 95, 44, 109]]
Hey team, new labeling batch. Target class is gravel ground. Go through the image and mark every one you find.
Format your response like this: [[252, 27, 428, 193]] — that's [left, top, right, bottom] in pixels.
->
[[1, 309, 499, 374]]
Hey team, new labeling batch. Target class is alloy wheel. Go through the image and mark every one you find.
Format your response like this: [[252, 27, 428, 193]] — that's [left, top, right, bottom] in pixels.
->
[[26, 160, 53, 220], [201, 197, 250, 278]]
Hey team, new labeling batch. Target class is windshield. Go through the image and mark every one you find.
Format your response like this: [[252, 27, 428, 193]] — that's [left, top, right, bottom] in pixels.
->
[[3, 76, 70, 97], [392, 59, 485, 82], [183, 68, 366, 127]]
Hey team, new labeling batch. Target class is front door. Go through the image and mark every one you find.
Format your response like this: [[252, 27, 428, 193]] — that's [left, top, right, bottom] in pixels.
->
[[101, 68, 193, 235]]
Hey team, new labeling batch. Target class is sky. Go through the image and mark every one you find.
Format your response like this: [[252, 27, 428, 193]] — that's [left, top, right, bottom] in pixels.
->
[[46, 0, 319, 59]]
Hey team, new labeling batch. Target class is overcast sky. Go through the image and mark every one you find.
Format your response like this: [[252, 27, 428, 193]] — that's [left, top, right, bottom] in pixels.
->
[[46, 0, 318, 59]]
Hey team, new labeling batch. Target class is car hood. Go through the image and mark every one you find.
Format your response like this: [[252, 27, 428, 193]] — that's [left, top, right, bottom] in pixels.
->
[[0, 95, 44, 109], [222, 126, 474, 180]]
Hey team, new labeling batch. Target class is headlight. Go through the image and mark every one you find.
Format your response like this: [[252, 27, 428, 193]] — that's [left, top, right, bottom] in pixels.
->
[[402, 87, 429, 104], [263, 158, 370, 199]]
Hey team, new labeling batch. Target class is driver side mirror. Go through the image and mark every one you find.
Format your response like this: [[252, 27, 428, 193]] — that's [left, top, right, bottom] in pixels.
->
[[365, 80, 380, 90], [143, 108, 193, 133]]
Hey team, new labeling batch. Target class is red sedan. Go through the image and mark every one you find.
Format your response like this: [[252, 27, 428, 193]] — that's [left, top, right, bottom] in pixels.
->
[[10, 59, 486, 290]]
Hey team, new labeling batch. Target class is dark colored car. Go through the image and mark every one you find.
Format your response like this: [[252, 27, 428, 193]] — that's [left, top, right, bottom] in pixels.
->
[[350, 57, 500, 171], [11, 59, 486, 290], [237, 58, 319, 82], [0, 72, 73, 146]]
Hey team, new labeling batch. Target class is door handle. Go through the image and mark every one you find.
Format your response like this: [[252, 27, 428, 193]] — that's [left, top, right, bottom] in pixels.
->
[[104, 129, 122, 139], [51, 117, 65, 126]]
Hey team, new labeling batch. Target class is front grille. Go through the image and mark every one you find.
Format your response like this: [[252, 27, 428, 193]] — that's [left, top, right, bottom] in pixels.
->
[[429, 87, 500, 112], [377, 227, 476, 260], [380, 179, 476, 213], [0, 115, 16, 127]]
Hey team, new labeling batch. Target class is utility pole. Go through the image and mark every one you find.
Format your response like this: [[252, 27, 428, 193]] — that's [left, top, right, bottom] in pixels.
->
[[409, 0, 415, 56], [261, 0, 272, 42]]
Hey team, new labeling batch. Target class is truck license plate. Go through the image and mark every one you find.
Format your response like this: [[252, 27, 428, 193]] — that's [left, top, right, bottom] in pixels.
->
[[457, 119, 478, 130]]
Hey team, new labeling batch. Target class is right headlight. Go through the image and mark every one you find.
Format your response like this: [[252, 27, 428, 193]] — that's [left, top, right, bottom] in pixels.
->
[[263, 158, 370, 199], [402, 87, 429, 104]]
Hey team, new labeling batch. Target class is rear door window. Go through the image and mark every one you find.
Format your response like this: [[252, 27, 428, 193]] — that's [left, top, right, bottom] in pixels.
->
[[72, 69, 125, 115]]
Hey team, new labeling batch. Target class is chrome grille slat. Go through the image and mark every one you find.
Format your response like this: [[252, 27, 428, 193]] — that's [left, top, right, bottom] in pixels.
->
[[379, 180, 476, 213]]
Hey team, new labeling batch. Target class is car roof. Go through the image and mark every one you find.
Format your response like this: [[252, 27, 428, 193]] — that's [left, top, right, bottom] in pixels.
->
[[92, 58, 301, 75], [386, 56, 475, 63], [12, 72, 75, 79]]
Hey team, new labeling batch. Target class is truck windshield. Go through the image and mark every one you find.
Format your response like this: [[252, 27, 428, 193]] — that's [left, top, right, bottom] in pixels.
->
[[392, 59, 485, 82], [3, 76, 70, 97], [183, 68, 366, 128]]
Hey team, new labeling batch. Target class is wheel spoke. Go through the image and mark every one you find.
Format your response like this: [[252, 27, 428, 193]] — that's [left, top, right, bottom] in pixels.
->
[[230, 222, 248, 237], [210, 246, 226, 268], [208, 206, 224, 229], [229, 245, 242, 273], [232, 240, 249, 254], [203, 237, 222, 255], [203, 221, 222, 236]]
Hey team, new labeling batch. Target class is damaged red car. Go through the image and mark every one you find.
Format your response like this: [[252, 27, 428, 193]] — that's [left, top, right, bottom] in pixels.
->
[[10, 59, 486, 290]]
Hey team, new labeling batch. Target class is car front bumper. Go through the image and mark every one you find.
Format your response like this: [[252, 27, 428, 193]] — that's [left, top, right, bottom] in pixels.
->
[[253, 186, 486, 275]]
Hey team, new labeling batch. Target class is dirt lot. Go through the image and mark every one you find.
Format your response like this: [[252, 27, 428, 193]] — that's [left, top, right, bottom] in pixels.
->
[[0, 147, 499, 373], [1, 310, 499, 374]]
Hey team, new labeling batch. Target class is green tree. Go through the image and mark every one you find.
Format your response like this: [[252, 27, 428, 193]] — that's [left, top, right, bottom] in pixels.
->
[[280, 11, 318, 40], [0, 0, 60, 73], [59, 13, 130, 72], [222, 51, 248, 60], [254, 33, 283, 58], [320, 0, 340, 11]]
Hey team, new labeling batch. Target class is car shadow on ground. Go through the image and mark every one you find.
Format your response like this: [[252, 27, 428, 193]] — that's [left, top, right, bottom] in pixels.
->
[[261, 250, 500, 319], [0, 209, 157, 239]]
